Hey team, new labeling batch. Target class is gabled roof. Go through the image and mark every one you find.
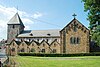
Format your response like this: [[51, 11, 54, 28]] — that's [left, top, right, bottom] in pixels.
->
[[9, 39, 21, 45], [39, 40, 50, 46], [20, 41, 30, 46], [17, 29, 60, 38], [7, 13, 24, 27], [60, 18, 89, 32], [50, 39, 60, 46], [30, 40, 39, 46], [15, 41, 21, 45]]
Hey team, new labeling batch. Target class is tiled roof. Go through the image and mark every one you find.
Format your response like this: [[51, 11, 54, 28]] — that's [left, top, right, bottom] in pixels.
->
[[30, 40, 40, 45], [15, 41, 21, 45], [7, 13, 24, 27], [24, 41, 30, 46], [17, 29, 60, 38]]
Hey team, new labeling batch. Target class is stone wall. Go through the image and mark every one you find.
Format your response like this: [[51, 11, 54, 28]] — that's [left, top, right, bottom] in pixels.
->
[[60, 18, 90, 54], [6, 39, 61, 56]]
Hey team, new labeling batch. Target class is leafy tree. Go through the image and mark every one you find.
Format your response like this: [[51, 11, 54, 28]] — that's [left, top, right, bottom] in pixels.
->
[[82, 0, 100, 46]]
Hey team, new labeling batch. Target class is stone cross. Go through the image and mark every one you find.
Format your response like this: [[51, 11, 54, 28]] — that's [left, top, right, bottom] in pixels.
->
[[72, 13, 77, 18]]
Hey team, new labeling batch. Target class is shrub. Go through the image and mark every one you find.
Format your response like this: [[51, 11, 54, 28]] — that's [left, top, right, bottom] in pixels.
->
[[18, 52, 100, 57]]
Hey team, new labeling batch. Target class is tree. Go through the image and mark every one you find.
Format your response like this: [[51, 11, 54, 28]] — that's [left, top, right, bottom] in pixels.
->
[[82, 0, 100, 46]]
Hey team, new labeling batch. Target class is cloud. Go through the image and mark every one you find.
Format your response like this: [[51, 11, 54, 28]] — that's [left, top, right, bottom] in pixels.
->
[[22, 18, 33, 24], [31, 12, 43, 19], [0, 5, 43, 41]]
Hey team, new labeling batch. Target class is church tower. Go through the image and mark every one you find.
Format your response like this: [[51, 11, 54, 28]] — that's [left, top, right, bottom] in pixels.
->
[[7, 13, 25, 44]]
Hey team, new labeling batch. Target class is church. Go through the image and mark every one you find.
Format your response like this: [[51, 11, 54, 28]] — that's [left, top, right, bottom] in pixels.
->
[[6, 13, 90, 55]]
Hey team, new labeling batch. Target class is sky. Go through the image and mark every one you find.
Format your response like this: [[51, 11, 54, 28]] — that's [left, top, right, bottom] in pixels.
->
[[0, 0, 89, 41]]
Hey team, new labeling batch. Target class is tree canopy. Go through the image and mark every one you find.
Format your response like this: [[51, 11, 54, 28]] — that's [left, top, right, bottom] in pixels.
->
[[82, 0, 100, 45]]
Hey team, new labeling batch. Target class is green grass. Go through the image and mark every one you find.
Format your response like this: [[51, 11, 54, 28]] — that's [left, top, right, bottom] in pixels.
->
[[11, 56, 100, 67]]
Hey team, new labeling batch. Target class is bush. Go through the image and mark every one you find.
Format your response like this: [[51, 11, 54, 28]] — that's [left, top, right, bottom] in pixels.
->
[[18, 52, 100, 57], [4, 64, 11, 67]]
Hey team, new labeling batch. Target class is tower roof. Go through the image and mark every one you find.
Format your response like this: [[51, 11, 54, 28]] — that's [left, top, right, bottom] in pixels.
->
[[7, 13, 24, 27]]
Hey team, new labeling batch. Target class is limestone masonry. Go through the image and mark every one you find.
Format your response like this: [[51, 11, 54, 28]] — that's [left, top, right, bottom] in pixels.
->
[[6, 13, 90, 55]]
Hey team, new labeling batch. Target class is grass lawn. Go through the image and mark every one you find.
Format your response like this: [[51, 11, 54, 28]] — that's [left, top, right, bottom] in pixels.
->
[[11, 56, 100, 67]]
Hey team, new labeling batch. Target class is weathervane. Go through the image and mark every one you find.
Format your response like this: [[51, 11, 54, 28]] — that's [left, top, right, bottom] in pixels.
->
[[72, 13, 77, 18]]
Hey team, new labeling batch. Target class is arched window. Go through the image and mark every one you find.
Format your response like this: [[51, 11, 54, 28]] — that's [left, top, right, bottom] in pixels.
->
[[70, 37, 80, 44], [70, 37, 74, 44], [77, 37, 80, 44], [74, 37, 76, 44]]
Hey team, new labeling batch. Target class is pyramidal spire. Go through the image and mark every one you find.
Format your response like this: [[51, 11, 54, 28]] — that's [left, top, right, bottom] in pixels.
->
[[8, 13, 24, 27]]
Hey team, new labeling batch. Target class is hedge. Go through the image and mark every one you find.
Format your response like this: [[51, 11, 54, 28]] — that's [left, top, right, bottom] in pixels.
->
[[18, 52, 100, 57]]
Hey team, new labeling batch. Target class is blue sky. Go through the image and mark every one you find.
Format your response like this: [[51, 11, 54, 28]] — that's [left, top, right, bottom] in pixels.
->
[[0, 0, 89, 40]]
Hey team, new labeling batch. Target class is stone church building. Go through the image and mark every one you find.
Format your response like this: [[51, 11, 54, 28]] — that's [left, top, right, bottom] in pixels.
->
[[6, 13, 90, 55]]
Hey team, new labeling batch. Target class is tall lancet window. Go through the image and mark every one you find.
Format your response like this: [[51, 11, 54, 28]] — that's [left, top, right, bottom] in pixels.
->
[[77, 37, 80, 44]]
